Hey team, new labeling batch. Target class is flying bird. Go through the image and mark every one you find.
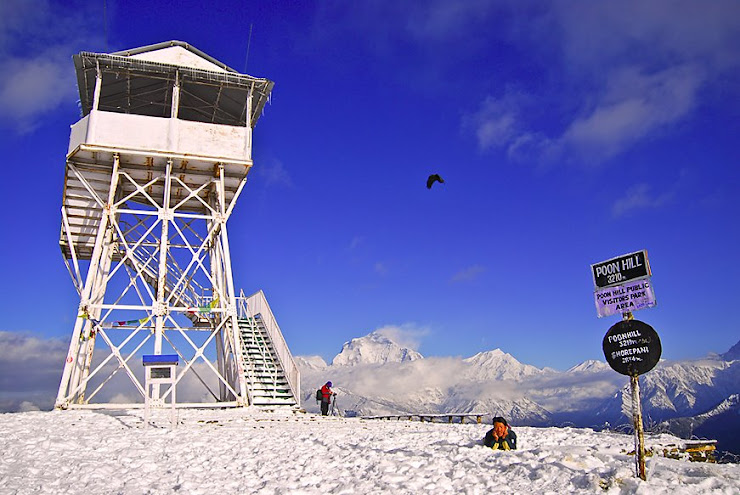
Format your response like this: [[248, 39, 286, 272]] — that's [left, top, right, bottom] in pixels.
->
[[426, 174, 445, 189]]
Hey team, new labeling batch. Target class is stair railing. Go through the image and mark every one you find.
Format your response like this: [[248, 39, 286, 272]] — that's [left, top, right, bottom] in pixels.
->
[[239, 289, 300, 405], [252, 316, 281, 396]]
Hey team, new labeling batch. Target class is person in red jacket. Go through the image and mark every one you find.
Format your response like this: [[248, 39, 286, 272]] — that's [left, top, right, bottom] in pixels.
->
[[320, 381, 335, 416]]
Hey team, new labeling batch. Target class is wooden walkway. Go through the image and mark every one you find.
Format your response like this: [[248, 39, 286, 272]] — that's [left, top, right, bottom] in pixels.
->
[[362, 413, 486, 424], [661, 440, 717, 463]]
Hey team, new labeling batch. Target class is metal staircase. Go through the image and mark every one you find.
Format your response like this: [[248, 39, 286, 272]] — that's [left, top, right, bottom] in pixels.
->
[[239, 316, 295, 406], [237, 291, 300, 407]]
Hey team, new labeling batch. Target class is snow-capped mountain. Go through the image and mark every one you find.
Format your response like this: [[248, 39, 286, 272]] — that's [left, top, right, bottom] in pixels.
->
[[462, 349, 545, 381], [300, 331, 611, 425], [593, 357, 740, 425], [293, 355, 327, 370], [297, 333, 740, 453], [660, 394, 740, 436], [567, 360, 610, 373], [331, 331, 423, 366], [299, 332, 554, 424]]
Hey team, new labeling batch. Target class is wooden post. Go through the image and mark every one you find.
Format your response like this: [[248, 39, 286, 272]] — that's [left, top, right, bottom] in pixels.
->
[[624, 311, 647, 480], [631, 374, 647, 480]]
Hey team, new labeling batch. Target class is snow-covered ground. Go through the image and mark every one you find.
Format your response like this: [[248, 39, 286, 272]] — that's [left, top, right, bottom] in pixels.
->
[[1, 408, 738, 494]]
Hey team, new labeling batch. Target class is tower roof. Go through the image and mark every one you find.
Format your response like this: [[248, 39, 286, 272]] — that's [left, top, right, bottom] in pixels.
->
[[112, 40, 236, 73], [73, 41, 273, 127]]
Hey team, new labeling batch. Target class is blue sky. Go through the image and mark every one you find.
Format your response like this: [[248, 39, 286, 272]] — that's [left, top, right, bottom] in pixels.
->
[[0, 0, 738, 375]]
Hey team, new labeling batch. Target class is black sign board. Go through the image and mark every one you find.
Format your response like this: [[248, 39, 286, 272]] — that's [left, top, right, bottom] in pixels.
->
[[591, 250, 651, 289], [602, 319, 661, 376]]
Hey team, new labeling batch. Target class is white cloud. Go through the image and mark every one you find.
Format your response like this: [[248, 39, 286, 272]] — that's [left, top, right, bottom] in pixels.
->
[[468, 64, 706, 166], [349, 236, 364, 250], [611, 183, 673, 218], [308, 357, 467, 401], [18, 401, 41, 412], [318, 2, 739, 166], [464, 92, 524, 152], [315, 1, 499, 50], [373, 261, 388, 276], [374, 324, 430, 351], [462, 2, 739, 166], [0, 54, 71, 131], [0, 331, 66, 411], [255, 158, 294, 189], [562, 65, 704, 163], [0, 0, 102, 133], [0, 329, 235, 411], [450, 264, 486, 283], [550, 1, 740, 73], [404, 0, 497, 41], [107, 392, 138, 404]]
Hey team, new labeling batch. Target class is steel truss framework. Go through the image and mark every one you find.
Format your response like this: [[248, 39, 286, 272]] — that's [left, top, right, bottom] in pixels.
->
[[56, 150, 251, 409]]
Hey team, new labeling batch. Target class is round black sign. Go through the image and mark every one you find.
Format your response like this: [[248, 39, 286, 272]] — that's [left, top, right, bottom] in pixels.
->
[[602, 319, 661, 376]]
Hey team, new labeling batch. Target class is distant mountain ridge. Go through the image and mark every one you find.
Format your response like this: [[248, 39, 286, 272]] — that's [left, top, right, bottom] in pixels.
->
[[297, 333, 740, 453], [721, 340, 740, 361], [593, 358, 740, 424]]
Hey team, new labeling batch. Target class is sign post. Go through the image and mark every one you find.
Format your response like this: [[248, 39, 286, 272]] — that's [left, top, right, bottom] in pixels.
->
[[630, 371, 646, 480], [602, 315, 662, 481], [592, 250, 660, 481]]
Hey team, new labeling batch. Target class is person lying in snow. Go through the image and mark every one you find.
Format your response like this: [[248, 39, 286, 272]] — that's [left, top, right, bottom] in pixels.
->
[[483, 416, 517, 450]]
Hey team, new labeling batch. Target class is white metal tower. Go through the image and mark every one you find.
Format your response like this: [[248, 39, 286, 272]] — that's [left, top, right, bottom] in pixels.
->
[[55, 41, 299, 410]]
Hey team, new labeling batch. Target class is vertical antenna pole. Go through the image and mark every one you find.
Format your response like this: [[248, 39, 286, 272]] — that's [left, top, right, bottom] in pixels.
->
[[103, 0, 109, 52], [243, 23, 253, 73]]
